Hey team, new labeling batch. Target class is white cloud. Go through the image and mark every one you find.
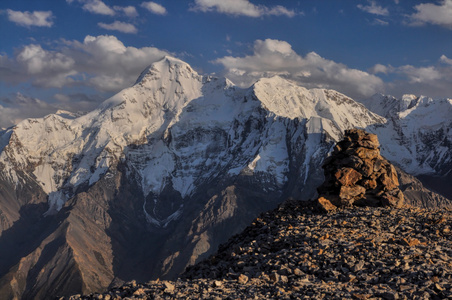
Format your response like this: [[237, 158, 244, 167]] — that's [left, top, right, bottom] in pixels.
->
[[98, 21, 138, 34], [214, 39, 384, 99], [0, 44, 77, 88], [0, 35, 170, 92], [372, 18, 389, 26], [83, 0, 115, 15], [440, 55, 452, 65], [141, 2, 167, 15], [191, 0, 297, 18], [370, 64, 389, 74], [6, 9, 54, 27], [371, 57, 452, 98], [67, 0, 115, 16], [409, 0, 452, 29], [113, 6, 138, 18], [398, 65, 442, 83], [357, 1, 389, 16]]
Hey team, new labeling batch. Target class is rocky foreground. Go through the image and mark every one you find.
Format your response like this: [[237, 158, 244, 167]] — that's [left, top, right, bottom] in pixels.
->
[[63, 200, 452, 300], [63, 130, 451, 300]]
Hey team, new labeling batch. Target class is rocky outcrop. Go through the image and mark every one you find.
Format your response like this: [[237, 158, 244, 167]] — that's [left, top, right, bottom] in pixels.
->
[[317, 129, 405, 210]]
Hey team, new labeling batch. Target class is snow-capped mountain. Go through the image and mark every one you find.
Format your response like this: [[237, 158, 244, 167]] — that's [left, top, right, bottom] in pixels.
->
[[0, 56, 383, 223], [0, 56, 450, 299], [361, 93, 452, 176]]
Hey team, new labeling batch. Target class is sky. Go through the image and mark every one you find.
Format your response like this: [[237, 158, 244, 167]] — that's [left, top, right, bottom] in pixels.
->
[[0, 0, 451, 128]]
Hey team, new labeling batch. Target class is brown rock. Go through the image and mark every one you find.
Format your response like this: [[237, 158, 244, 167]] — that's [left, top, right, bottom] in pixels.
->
[[316, 197, 337, 212], [213, 280, 223, 288], [237, 274, 249, 284], [339, 156, 363, 169], [379, 174, 398, 191], [401, 238, 421, 247], [360, 159, 374, 177], [163, 281, 175, 293], [357, 134, 380, 149], [335, 167, 363, 186], [373, 158, 384, 172], [133, 288, 146, 296], [381, 194, 404, 208], [339, 185, 366, 203], [362, 179, 377, 190], [351, 147, 380, 160], [386, 164, 400, 186]]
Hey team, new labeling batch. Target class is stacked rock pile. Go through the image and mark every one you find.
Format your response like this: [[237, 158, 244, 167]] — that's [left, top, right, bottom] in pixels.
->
[[317, 128, 405, 210]]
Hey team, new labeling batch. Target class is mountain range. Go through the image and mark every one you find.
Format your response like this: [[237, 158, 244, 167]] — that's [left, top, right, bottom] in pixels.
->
[[0, 56, 450, 299]]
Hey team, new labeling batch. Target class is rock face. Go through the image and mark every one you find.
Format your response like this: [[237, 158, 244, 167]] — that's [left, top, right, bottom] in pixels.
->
[[317, 129, 404, 209]]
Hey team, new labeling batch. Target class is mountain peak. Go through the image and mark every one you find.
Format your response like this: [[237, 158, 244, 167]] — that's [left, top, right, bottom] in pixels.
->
[[134, 56, 199, 86]]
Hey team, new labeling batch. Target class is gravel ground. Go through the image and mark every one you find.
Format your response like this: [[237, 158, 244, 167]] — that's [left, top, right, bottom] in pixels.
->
[[63, 200, 452, 300]]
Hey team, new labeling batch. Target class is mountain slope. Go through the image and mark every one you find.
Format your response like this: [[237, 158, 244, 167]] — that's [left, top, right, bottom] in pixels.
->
[[361, 94, 452, 177], [0, 56, 450, 298]]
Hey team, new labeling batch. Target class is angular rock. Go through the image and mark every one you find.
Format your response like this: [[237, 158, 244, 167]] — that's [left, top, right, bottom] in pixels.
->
[[237, 274, 248, 284], [335, 168, 363, 187], [316, 197, 337, 212]]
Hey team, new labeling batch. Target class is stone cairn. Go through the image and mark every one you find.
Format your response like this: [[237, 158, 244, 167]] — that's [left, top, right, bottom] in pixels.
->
[[316, 128, 404, 211]]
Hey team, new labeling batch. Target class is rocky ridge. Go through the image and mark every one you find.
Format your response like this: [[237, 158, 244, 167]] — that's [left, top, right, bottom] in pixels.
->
[[65, 131, 452, 299], [65, 203, 452, 300]]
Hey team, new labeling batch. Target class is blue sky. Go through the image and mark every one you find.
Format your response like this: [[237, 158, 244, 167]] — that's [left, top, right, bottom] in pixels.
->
[[0, 0, 451, 128]]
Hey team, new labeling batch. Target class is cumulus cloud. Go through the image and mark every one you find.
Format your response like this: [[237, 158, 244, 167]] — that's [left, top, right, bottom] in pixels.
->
[[83, 0, 115, 15], [370, 56, 452, 98], [409, 0, 452, 29], [0, 44, 77, 88], [440, 55, 452, 65], [214, 39, 384, 99], [67, 0, 115, 16], [0, 35, 170, 92], [357, 1, 389, 16], [370, 64, 389, 74], [141, 2, 167, 15], [98, 21, 138, 34], [6, 9, 54, 27], [113, 6, 138, 18], [191, 0, 297, 18]]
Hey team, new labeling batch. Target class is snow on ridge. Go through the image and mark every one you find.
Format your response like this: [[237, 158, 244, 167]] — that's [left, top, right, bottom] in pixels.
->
[[0, 56, 208, 213], [360, 93, 452, 175], [3, 56, 449, 220]]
